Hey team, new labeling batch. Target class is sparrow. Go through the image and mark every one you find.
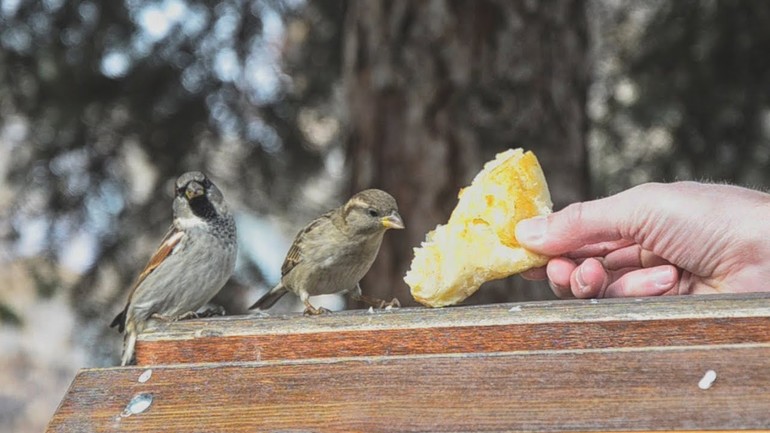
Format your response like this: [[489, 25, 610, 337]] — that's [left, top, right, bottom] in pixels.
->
[[249, 189, 404, 315], [110, 171, 237, 366]]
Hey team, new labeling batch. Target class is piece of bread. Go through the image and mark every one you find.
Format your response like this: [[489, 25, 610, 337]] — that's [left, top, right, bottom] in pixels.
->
[[404, 148, 552, 307]]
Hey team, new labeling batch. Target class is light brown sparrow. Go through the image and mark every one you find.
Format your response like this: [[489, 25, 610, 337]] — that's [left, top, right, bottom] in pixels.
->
[[249, 189, 404, 314]]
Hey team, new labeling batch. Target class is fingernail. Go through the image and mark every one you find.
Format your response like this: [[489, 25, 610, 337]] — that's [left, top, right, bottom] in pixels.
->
[[576, 265, 590, 295], [515, 216, 547, 246], [653, 267, 675, 289]]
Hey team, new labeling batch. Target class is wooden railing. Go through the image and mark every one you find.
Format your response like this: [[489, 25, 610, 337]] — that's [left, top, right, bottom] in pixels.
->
[[47, 292, 770, 432]]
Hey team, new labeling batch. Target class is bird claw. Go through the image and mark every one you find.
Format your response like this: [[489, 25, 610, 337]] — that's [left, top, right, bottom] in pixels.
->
[[176, 311, 201, 321], [351, 293, 401, 309], [382, 297, 401, 309], [151, 306, 226, 323], [303, 305, 330, 315], [197, 305, 226, 318]]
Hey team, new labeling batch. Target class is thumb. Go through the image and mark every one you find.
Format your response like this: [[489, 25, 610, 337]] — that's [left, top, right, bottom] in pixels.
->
[[515, 194, 636, 256]]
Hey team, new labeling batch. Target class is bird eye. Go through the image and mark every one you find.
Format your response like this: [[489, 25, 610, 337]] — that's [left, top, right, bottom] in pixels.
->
[[367, 208, 379, 217]]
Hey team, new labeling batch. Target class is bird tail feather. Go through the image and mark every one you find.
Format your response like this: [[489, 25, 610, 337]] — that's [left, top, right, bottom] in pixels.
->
[[110, 307, 127, 333], [121, 330, 137, 366], [249, 283, 289, 310]]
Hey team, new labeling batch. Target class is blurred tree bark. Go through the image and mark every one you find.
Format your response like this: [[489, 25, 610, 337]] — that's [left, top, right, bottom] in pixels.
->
[[343, 0, 590, 306]]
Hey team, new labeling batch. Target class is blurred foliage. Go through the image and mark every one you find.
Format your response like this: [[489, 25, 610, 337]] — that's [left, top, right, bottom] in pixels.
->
[[0, 302, 23, 326], [28, 260, 61, 298], [591, 0, 770, 194], [0, 0, 347, 322]]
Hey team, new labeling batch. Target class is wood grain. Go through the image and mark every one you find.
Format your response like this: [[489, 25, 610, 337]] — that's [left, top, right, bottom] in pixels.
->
[[136, 293, 770, 365], [48, 345, 770, 433]]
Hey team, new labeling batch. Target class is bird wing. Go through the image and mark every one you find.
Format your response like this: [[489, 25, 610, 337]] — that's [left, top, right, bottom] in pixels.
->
[[281, 211, 333, 277], [111, 225, 185, 332], [128, 226, 185, 301]]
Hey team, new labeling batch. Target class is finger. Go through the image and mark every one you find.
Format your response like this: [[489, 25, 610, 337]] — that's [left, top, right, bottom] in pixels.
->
[[545, 257, 578, 299], [603, 265, 679, 298], [564, 239, 636, 260], [549, 279, 574, 299], [569, 258, 608, 298], [515, 184, 664, 256], [515, 196, 637, 256], [520, 266, 547, 280], [603, 245, 672, 270]]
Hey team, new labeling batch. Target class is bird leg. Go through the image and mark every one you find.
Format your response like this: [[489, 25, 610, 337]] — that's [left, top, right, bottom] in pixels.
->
[[299, 290, 330, 315]]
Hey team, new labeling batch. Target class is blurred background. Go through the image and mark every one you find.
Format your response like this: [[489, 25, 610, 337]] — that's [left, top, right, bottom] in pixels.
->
[[2, 0, 770, 431]]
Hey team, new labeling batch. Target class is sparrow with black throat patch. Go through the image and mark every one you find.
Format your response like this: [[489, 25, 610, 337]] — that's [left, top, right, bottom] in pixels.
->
[[249, 189, 404, 315], [111, 171, 237, 366]]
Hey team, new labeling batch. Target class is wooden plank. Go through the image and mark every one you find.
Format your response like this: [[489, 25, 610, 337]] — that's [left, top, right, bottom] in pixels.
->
[[136, 293, 770, 365], [48, 345, 770, 432]]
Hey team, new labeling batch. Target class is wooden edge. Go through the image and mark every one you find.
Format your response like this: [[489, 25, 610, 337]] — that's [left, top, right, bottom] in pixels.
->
[[134, 292, 770, 365], [48, 344, 770, 432], [141, 292, 770, 339], [136, 315, 770, 365]]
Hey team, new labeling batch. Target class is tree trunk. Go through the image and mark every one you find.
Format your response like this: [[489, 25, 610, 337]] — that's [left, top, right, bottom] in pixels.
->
[[343, 0, 590, 306]]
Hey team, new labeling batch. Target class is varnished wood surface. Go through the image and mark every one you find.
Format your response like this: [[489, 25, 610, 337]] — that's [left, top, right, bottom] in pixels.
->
[[136, 293, 770, 365], [48, 345, 770, 432]]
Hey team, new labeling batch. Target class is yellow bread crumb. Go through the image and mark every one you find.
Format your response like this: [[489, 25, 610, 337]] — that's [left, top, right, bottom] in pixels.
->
[[404, 148, 552, 307]]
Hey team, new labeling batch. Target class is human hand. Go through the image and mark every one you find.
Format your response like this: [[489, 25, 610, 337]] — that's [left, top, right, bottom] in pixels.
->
[[514, 181, 770, 298]]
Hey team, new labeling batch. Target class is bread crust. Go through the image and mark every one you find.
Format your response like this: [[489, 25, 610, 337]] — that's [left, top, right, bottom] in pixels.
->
[[405, 149, 552, 307]]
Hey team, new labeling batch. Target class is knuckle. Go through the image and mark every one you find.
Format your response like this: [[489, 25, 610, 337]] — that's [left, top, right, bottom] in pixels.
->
[[560, 201, 586, 228]]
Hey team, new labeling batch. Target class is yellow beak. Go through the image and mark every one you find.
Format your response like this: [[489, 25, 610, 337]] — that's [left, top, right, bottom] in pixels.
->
[[185, 182, 205, 200], [381, 212, 405, 230]]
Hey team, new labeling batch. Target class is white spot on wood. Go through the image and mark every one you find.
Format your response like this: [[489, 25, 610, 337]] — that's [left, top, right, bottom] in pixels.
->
[[367, 306, 375, 314], [698, 370, 717, 390], [508, 306, 522, 312], [138, 369, 152, 383], [590, 299, 599, 304], [122, 393, 153, 417]]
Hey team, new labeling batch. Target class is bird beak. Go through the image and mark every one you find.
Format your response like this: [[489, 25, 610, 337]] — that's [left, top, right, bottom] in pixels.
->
[[381, 211, 405, 230], [185, 182, 205, 200]]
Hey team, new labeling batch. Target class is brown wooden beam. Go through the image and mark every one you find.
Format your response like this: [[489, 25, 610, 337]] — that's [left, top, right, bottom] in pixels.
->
[[48, 345, 770, 432]]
